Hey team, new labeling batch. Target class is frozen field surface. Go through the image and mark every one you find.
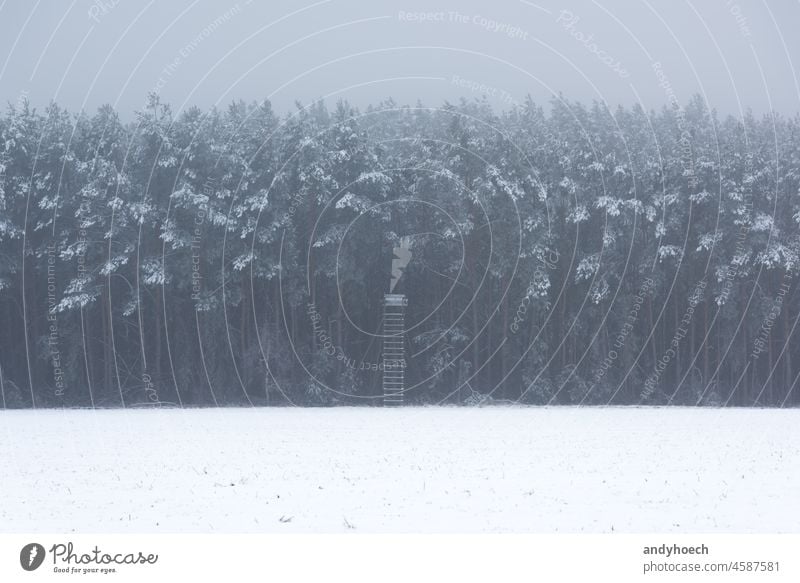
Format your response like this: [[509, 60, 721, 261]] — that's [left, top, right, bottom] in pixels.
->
[[1, 407, 798, 533]]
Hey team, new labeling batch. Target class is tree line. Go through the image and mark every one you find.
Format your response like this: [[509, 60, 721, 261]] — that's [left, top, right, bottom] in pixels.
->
[[0, 93, 798, 407]]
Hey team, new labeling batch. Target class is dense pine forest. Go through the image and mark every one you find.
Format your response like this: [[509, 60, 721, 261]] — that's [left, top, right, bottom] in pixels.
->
[[0, 93, 798, 408]]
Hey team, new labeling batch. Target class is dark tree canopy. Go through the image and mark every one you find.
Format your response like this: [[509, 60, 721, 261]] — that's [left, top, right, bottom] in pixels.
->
[[0, 94, 798, 407]]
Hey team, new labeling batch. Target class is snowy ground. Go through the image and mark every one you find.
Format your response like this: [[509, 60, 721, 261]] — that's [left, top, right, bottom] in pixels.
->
[[0, 406, 797, 533]]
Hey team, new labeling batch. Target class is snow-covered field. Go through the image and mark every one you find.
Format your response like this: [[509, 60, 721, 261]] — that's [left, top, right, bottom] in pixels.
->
[[1, 407, 797, 533]]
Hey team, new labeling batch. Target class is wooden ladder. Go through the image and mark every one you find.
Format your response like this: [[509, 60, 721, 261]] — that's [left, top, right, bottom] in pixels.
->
[[382, 294, 407, 406]]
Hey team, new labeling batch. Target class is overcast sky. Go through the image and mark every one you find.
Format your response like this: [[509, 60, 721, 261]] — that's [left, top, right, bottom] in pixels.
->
[[1, 0, 798, 119]]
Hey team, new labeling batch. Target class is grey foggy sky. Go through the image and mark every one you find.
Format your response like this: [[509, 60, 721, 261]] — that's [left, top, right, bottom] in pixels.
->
[[1, 0, 798, 119]]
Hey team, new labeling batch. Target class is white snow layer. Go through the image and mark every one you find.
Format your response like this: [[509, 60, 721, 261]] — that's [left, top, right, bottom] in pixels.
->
[[0, 406, 797, 533]]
